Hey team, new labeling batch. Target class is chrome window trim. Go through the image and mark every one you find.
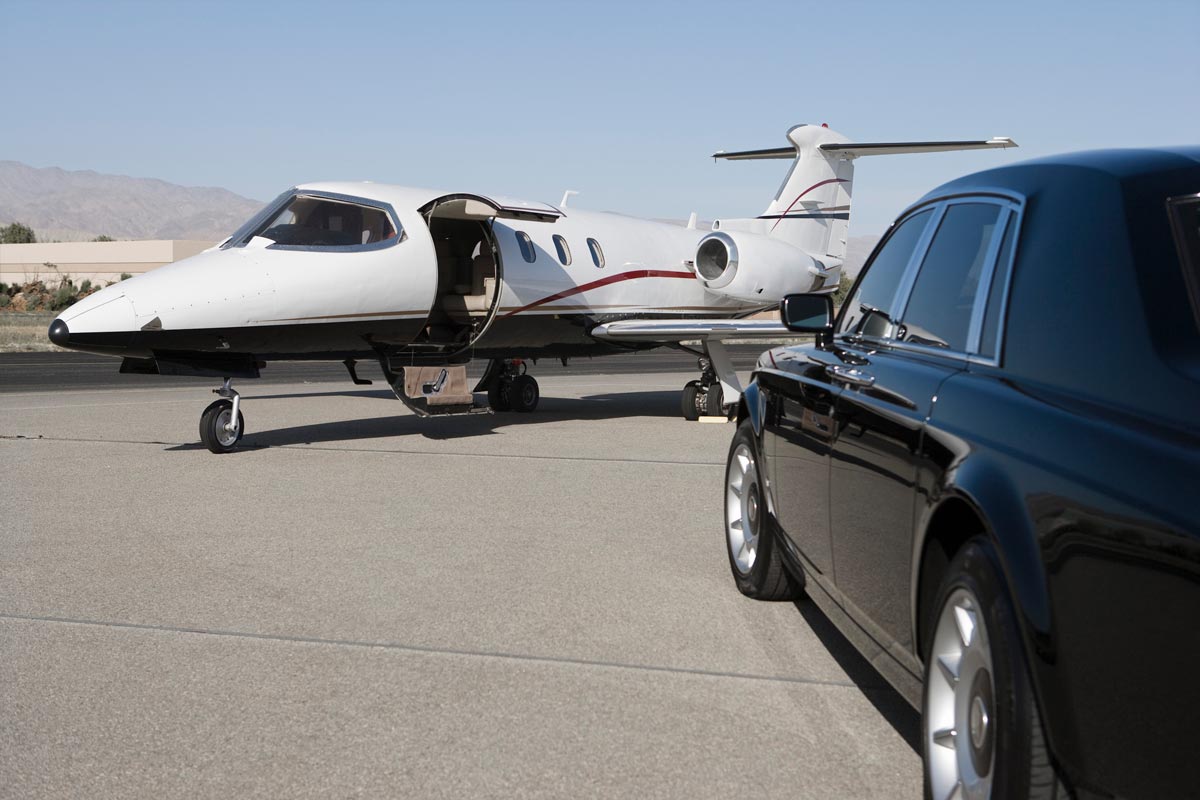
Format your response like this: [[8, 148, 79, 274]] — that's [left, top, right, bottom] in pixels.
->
[[837, 191, 1025, 366], [965, 206, 1014, 353], [227, 189, 405, 253], [976, 200, 1024, 364]]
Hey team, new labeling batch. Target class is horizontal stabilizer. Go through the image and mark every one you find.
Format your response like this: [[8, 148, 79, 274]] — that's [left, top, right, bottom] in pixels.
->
[[712, 147, 796, 161], [591, 318, 791, 343], [819, 137, 1017, 157]]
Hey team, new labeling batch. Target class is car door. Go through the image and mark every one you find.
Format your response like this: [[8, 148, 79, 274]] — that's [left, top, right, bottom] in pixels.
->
[[828, 200, 1012, 653], [763, 208, 936, 576]]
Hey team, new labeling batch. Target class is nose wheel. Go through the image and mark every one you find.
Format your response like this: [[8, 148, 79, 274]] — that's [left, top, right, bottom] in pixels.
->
[[199, 378, 245, 453]]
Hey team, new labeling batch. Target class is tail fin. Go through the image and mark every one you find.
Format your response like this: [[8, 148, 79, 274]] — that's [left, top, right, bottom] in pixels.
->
[[713, 124, 1016, 267]]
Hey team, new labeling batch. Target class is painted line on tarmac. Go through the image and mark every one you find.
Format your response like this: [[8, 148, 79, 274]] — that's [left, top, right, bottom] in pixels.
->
[[0, 611, 883, 693], [0, 434, 725, 467]]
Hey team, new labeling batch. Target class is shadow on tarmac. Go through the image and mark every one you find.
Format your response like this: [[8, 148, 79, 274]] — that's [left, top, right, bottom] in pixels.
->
[[795, 599, 922, 754], [166, 391, 684, 451]]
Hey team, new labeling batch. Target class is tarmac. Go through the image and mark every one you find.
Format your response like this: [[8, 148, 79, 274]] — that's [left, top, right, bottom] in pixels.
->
[[0, 367, 921, 798]]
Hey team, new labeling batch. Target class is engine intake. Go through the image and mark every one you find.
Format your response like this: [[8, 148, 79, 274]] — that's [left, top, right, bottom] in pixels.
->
[[693, 230, 832, 302]]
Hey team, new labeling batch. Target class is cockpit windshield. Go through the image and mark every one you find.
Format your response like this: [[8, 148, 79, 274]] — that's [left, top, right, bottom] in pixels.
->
[[228, 193, 400, 249]]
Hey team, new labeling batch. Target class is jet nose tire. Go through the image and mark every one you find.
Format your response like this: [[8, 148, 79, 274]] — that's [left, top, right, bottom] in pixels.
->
[[48, 319, 70, 346]]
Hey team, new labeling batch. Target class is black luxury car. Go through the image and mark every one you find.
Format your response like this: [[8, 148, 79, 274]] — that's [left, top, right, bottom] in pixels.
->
[[724, 148, 1199, 799]]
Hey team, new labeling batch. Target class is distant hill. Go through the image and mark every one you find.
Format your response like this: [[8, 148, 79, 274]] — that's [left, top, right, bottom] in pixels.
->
[[0, 161, 264, 242]]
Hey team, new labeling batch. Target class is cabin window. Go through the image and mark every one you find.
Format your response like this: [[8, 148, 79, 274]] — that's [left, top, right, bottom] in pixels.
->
[[516, 231, 536, 262], [244, 194, 399, 249], [587, 238, 605, 268], [553, 234, 572, 266]]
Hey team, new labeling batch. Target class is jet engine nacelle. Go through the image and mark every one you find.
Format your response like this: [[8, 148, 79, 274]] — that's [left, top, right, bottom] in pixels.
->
[[693, 231, 828, 303]]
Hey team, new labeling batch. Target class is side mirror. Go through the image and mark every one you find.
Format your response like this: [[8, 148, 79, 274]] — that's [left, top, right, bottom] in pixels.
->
[[780, 293, 834, 334]]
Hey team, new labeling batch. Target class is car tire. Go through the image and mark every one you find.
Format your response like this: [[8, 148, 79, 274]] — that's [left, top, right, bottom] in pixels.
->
[[922, 537, 1067, 800], [723, 420, 795, 600]]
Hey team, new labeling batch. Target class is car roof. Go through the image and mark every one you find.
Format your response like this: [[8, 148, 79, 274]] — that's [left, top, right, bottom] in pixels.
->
[[912, 146, 1200, 209]]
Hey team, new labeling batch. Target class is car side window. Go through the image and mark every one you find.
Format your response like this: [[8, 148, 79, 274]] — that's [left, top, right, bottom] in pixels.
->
[[898, 203, 1002, 352], [839, 208, 933, 338]]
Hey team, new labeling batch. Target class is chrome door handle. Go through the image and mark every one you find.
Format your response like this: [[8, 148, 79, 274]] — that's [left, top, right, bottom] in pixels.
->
[[827, 365, 876, 388]]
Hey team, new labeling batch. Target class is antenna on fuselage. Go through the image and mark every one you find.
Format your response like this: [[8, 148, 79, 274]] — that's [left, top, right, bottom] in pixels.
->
[[560, 190, 579, 208]]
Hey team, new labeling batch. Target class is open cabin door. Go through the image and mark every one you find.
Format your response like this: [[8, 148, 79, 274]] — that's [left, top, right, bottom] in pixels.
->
[[412, 194, 561, 353], [381, 194, 560, 416]]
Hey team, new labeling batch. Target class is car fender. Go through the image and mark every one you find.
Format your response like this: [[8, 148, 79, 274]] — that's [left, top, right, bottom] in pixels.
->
[[913, 453, 1072, 772], [913, 455, 1052, 656], [735, 378, 765, 436]]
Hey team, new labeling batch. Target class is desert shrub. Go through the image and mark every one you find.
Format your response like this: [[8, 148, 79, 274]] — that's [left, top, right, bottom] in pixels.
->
[[0, 294, 9, 308], [833, 273, 854, 308], [120, 273, 132, 281], [50, 284, 77, 311], [93, 235, 115, 242], [0, 282, 7, 295], [80, 279, 93, 293]]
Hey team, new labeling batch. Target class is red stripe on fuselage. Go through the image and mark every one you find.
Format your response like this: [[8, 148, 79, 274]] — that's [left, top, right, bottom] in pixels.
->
[[770, 178, 848, 232], [502, 269, 696, 317]]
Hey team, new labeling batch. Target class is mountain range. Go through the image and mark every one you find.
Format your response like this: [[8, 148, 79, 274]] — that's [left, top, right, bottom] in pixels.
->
[[0, 161, 264, 242]]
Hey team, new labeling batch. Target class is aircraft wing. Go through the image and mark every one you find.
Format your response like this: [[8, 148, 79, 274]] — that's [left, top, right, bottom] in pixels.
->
[[590, 318, 791, 343]]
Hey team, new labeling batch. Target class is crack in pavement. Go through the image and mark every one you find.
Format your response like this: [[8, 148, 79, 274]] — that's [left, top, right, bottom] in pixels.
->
[[0, 611, 889, 693]]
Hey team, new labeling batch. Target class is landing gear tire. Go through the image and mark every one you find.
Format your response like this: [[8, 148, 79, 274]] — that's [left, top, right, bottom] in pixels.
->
[[724, 421, 795, 600], [488, 381, 511, 412], [704, 384, 724, 417], [922, 537, 1066, 800], [681, 381, 701, 421], [509, 374, 539, 413], [199, 399, 244, 454]]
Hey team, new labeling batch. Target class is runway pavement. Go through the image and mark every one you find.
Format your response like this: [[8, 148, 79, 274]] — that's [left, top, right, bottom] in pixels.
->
[[0, 367, 920, 798]]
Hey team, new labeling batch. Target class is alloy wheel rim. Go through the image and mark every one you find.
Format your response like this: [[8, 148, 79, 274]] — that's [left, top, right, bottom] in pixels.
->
[[215, 409, 238, 447], [925, 587, 996, 800], [725, 443, 759, 574]]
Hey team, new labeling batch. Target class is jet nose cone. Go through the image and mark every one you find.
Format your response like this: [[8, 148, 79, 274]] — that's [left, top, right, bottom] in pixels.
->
[[48, 318, 70, 346]]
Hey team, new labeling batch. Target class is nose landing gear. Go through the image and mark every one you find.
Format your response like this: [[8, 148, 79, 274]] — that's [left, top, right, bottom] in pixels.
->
[[199, 378, 245, 453]]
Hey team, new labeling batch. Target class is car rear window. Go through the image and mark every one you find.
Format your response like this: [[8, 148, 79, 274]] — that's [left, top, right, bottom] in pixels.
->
[[1168, 195, 1200, 328]]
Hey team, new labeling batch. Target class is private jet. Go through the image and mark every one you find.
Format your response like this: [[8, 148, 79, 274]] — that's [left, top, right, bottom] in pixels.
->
[[48, 123, 1015, 452]]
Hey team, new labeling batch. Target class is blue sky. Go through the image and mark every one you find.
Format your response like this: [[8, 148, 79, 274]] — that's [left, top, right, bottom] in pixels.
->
[[2, 0, 1197, 234]]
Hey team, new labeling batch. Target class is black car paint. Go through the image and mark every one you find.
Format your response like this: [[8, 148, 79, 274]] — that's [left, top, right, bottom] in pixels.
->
[[737, 148, 1200, 799]]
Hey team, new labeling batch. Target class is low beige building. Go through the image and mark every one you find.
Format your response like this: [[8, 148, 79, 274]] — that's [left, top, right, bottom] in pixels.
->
[[0, 240, 215, 286]]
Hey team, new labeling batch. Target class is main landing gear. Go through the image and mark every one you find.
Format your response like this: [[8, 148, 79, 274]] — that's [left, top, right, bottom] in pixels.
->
[[482, 358, 539, 413], [199, 378, 244, 454], [681, 357, 724, 421], [680, 340, 740, 421]]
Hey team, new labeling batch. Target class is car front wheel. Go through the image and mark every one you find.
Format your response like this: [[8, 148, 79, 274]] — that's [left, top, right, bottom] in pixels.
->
[[724, 421, 795, 600]]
